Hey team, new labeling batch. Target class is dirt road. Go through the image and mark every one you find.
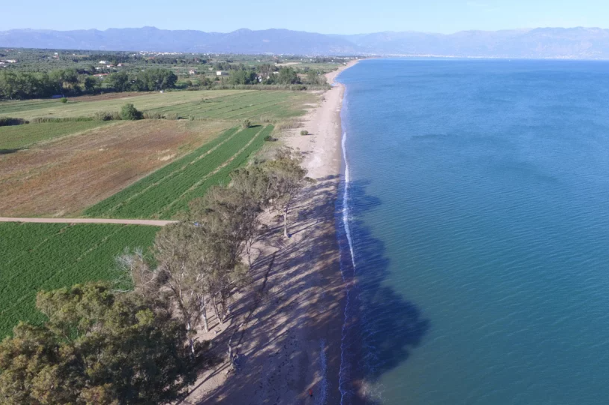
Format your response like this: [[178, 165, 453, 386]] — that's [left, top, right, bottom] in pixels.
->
[[0, 217, 177, 227]]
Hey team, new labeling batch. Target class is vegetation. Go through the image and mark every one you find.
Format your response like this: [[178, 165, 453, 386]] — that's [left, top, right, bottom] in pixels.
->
[[85, 125, 273, 219], [0, 144, 310, 401], [0, 223, 157, 337], [0, 120, 113, 150], [120, 103, 143, 120], [300, 130, 309, 135], [0, 90, 313, 122], [0, 48, 349, 101], [0, 283, 203, 404]]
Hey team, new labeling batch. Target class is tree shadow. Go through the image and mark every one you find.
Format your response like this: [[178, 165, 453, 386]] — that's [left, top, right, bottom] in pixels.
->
[[181, 175, 429, 405], [337, 179, 430, 404], [0, 148, 22, 155]]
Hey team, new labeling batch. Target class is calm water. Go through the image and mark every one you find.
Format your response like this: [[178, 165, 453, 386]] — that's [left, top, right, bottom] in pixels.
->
[[336, 59, 609, 405]]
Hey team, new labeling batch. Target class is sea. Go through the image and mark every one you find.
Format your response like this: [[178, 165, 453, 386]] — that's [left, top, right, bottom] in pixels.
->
[[335, 58, 609, 405]]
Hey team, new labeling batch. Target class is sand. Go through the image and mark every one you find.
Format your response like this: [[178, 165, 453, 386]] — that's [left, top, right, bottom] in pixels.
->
[[180, 60, 359, 405]]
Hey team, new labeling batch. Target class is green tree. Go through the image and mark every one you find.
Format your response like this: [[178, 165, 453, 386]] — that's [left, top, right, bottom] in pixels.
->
[[120, 103, 142, 120], [84, 76, 98, 93], [262, 148, 308, 238], [0, 283, 200, 404]]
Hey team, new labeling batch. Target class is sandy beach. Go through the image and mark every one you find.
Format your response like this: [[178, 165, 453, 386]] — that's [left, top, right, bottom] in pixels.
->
[[181, 59, 359, 404]]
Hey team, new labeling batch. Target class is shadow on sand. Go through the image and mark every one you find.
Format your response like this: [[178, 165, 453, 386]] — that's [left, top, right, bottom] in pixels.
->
[[181, 176, 429, 405]]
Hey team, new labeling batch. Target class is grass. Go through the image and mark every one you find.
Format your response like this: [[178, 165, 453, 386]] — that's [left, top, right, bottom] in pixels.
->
[[85, 125, 273, 219], [0, 222, 158, 337], [0, 120, 115, 150], [0, 90, 315, 123]]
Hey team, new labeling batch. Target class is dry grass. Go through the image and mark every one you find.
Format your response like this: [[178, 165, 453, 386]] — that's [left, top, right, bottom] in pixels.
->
[[0, 119, 230, 217]]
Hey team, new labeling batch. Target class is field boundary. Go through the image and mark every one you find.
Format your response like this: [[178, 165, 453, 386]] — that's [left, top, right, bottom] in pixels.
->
[[0, 218, 177, 226]]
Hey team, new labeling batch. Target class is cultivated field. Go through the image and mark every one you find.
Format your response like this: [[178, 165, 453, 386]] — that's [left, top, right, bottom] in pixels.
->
[[0, 119, 231, 216], [0, 120, 115, 151], [86, 125, 273, 219], [0, 90, 315, 122], [0, 222, 158, 337], [0, 88, 313, 336]]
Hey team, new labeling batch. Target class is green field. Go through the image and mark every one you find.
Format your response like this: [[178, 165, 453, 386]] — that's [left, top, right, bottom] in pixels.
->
[[0, 223, 158, 337], [85, 125, 273, 219], [0, 90, 314, 122], [0, 120, 115, 150]]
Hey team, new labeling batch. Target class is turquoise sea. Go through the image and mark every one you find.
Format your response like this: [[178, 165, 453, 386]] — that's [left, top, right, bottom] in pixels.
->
[[336, 59, 609, 405]]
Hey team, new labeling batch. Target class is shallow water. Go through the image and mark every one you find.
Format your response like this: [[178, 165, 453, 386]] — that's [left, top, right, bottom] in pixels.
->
[[337, 59, 609, 405]]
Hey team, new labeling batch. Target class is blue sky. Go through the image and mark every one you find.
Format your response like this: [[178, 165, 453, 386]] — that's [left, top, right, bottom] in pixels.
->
[[1, 0, 607, 34]]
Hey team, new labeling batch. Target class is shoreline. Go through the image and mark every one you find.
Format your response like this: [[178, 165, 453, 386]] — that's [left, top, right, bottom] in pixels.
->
[[182, 59, 360, 404]]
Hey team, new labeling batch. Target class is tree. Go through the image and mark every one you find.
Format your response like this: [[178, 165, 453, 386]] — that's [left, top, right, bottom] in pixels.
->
[[84, 76, 98, 93], [276, 67, 300, 85], [0, 283, 199, 404], [263, 148, 308, 238], [120, 103, 142, 120]]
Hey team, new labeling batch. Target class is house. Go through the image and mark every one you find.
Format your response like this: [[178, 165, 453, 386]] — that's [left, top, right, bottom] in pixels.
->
[[94, 73, 108, 80], [216, 71, 228, 76], [99, 60, 107, 64], [117, 63, 123, 67], [5, 60, 16, 63], [189, 69, 197, 75], [107, 64, 115, 68]]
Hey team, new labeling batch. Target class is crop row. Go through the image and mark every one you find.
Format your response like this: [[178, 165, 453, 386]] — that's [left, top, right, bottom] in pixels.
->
[[110, 125, 267, 219], [146, 92, 290, 120], [84, 127, 240, 217], [0, 223, 158, 337], [163, 125, 273, 218]]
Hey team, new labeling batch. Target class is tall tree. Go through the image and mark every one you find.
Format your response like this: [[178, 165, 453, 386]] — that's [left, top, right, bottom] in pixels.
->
[[263, 148, 308, 238], [0, 283, 199, 405]]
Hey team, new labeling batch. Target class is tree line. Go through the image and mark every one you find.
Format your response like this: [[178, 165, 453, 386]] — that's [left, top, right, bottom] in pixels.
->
[[0, 148, 308, 404], [0, 68, 177, 100]]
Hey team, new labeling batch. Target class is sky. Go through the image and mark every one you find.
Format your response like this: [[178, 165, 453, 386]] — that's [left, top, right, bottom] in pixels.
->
[[1, 0, 607, 34]]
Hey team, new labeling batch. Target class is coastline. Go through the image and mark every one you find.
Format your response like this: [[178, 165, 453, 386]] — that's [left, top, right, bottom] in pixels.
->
[[182, 59, 359, 404]]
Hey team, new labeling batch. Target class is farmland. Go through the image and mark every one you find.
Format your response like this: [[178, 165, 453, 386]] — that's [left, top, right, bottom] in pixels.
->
[[86, 125, 274, 219], [0, 120, 115, 150], [0, 90, 314, 122], [0, 119, 231, 216], [0, 222, 158, 337]]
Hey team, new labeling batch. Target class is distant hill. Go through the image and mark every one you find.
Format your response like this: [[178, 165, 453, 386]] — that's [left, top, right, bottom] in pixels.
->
[[4, 26, 609, 58]]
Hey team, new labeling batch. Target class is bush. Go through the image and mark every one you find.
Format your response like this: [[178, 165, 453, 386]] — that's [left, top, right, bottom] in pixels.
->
[[60, 97, 68, 104], [31, 117, 93, 123], [264, 135, 276, 142], [163, 113, 180, 120], [300, 130, 309, 136], [94, 111, 122, 121], [120, 103, 143, 120], [0, 117, 28, 127], [143, 112, 163, 120], [241, 119, 251, 129]]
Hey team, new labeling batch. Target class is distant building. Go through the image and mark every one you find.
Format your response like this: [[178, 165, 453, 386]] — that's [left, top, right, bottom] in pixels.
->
[[117, 63, 123, 67], [5, 60, 16, 63], [107, 64, 115, 68], [216, 71, 228, 76], [189, 69, 197, 75], [98, 60, 107, 64]]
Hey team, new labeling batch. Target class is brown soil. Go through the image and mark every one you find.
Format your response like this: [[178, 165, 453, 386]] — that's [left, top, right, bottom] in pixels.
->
[[0, 120, 229, 217]]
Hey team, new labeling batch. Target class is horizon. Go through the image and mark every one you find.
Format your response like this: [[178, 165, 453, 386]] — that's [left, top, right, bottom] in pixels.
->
[[2, 0, 606, 35], [3, 25, 609, 36]]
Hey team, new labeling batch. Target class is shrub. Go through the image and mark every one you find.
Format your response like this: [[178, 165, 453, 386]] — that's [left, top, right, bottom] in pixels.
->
[[31, 117, 93, 123], [0, 117, 28, 127], [143, 112, 162, 120], [60, 97, 68, 104], [264, 135, 276, 142], [300, 130, 309, 136], [94, 111, 122, 121], [163, 113, 180, 120], [120, 103, 143, 121], [241, 119, 251, 129]]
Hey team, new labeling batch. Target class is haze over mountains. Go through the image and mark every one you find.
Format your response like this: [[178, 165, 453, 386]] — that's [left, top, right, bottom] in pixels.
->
[[3, 26, 609, 59]]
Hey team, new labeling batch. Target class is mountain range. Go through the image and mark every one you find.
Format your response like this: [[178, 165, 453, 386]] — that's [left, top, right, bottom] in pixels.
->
[[3, 26, 609, 59]]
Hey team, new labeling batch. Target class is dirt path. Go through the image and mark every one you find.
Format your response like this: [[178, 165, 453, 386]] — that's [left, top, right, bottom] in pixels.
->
[[0, 217, 177, 227]]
